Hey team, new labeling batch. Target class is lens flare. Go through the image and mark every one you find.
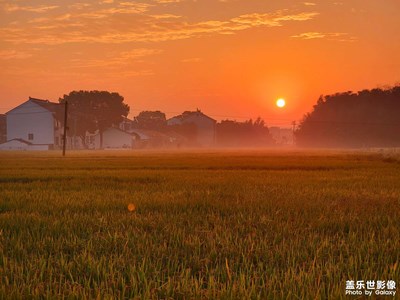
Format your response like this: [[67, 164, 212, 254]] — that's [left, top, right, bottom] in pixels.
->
[[127, 203, 136, 212]]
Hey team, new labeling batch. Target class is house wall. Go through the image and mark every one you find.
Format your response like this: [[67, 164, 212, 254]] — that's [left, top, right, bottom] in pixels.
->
[[0, 140, 49, 151], [93, 128, 135, 149], [119, 119, 134, 132], [85, 131, 99, 149], [0, 114, 6, 144], [7, 101, 55, 145], [184, 115, 216, 146], [0, 140, 29, 150]]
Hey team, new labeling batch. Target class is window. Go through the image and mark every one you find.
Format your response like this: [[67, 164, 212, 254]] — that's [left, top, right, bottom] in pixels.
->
[[28, 133, 34, 140]]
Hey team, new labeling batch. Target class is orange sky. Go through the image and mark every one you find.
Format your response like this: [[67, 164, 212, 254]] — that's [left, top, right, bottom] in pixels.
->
[[1, 0, 399, 126]]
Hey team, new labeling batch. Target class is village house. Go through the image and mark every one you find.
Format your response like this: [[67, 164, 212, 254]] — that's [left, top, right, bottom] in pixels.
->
[[0, 99, 212, 150], [0, 97, 86, 151], [86, 126, 184, 149], [128, 128, 178, 148], [0, 138, 36, 151], [167, 109, 216, 146], [0, 114, 6, 144], [119, 116, 135, 132], [86, 127, 136, 149], [0, 97, 65, 150]]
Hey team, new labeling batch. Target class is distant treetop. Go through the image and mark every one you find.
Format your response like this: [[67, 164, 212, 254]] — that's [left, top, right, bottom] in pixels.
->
[[295, 85, 400, 147]]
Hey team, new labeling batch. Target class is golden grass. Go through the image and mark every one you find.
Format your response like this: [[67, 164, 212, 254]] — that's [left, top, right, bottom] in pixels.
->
[[0, 149, 399, 299]]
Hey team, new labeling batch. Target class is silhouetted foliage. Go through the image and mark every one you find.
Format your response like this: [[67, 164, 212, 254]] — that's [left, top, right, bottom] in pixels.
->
[[59, 90, 129, 148], [133, 111, 167, 131], [295, 86, 400, 147], [217, 117, 273, 147]]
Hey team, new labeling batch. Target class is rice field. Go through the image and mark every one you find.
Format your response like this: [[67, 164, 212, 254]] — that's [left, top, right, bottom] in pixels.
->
[[0, 149, 399, 299]]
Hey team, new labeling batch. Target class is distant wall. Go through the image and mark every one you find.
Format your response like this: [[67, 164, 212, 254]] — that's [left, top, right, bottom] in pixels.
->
[[93, 128, 134, 149], [7, 101, 55, 145], [0, 114, 6, 144], [0, 140, 49, 151], [184, 115, 215, 146]]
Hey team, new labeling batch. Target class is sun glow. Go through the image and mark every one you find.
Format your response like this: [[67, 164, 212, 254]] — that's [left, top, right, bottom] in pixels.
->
[[276, 98, 286, 108]]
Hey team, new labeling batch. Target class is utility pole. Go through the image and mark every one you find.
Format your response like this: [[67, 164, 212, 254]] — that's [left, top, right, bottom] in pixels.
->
[[62, 100, 68, 156]]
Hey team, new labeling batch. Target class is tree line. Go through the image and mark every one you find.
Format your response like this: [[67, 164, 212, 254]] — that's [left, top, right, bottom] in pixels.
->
[[59, 86, 400, 149], [59, 90, 274, 148], [295, 85, 400, 147]]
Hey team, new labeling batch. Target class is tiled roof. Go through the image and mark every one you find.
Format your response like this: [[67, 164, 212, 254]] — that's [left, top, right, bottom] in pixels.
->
[[29, 97, 61, 113], [6, 97, 63, 121], [169, 110, 216, 122]]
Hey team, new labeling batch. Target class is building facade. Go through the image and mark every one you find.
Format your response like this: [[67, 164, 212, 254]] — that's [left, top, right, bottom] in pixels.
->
[[5, 97, 63, 150], [167, 109, 216, 146], [0, 114, 6, 144]]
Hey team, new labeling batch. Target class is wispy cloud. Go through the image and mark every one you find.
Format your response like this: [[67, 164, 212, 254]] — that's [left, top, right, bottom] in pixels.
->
[[150, 14, 182, 19], [3, 4, 59, 13], [69, 3, 92, 10], [76, 3, 153, 19], [154, 0, 182, 3], [291, 32, 357, 42], [292, 32, 326, 39], [0, 50, 32, 59], [68, 48, 162, 68], [181, 57, 202, 63], [0, 9, 319, 45]]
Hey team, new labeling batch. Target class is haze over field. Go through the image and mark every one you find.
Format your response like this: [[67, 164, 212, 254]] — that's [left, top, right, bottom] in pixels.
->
[[1, 0, 399, 124]]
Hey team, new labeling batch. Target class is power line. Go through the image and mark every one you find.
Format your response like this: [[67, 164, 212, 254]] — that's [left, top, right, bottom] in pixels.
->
[[4, 110, 400, 127], [2, 107, 295, 122], [3, 106, 400, 127]]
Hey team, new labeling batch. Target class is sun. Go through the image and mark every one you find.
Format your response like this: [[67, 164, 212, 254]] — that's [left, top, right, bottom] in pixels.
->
[[276, 98, 286, 108]]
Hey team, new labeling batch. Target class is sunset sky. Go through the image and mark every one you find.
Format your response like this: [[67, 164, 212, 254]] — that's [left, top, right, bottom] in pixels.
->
[[1, 0, 399, 126]]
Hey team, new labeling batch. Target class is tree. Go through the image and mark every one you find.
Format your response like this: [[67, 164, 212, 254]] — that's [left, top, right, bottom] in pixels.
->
[[295, 85, 400, 147], [133, 111, 166, 130], [59, 90, 129, 149], [216, 117, 273, 147]]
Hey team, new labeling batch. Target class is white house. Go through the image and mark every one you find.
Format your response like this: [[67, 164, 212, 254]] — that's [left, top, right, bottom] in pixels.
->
[[4, 97, 64, 150], [87, 127, 136, 149], [167, 109, 216, 146], [129, 129, 172, 148], [87, 127, 186, 149], [119, 116, 135, 132]]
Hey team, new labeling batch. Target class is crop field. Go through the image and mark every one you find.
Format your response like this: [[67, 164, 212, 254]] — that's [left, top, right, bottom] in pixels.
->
[[0, 150, 399, 299]]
